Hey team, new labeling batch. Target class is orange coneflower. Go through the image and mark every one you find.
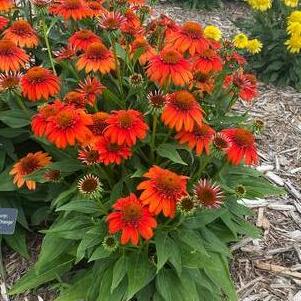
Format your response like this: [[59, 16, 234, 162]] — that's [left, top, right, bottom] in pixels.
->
[[130, 36, 157, 65], [107, 193, 157, 245], [0, 16, 8, 30], [31, 101, 65, 137], [98, 11, 126, 30], [193, 179, 224, 209], [161, 90, 203, 132], [137, 166, 188, 218], [193, 49, 223, 75], [68, 29, 101, 52], [128, 0, 145, 5], [175, 123, 215, 155], [224, 72, 257, 102], [21, 67, 60, 102], [120, 9, 143, 35], [3, 20, 39, 48], [86, 1, 106, 17], [166, 21, 209, 56], [104, 109, 149, 146], [192, 74, 215, 96], [0, 40, 29, 72], [64, 91, 86, 108], [0, 0, 13, 12], [54, 46, 75, 61], [77, 76, 105, 105], [146, 48, 193, 87], [78, 145, 101, 165], [45, 105, 93, 149], [0, 72, 21, 91], [10, 151, 52, 190], [222, 128, 258, 165], [76, 42, 115, 74], [94, 136, 132, 165], [88, 112, 110, 136], [49, 0, 90, 20]]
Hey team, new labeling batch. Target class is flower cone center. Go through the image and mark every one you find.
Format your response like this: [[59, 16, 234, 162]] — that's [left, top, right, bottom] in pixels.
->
[[161, 49, 181, 64]]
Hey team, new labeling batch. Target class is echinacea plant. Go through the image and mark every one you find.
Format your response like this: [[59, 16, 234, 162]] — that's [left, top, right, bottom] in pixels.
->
[[0, 0, 284, 300]]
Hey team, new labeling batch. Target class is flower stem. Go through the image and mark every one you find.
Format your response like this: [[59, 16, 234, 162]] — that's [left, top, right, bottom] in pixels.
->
[[41, 16, 56, 75], [15, 93, 30, 117], [150, 114, 158, 160]]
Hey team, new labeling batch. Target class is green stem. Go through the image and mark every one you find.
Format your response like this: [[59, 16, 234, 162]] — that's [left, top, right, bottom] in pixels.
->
[[192, 155, 212, 183], [15, 93, 30, 116], [41, 16, 56, 75], [150, 114, 158, 160], [112, 40, 124, 101]]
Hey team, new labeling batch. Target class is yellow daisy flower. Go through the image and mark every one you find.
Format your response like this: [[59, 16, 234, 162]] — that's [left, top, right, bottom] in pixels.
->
[[233, 33, 249, 49], [204, 25, 222, 41], [283, 0, 298, 8], [247, 39, 263, 54], [247, 0, 272, 11], [287, 22, 301, 35], [285, 35, 301, 53], [288, 11, 301, 24]]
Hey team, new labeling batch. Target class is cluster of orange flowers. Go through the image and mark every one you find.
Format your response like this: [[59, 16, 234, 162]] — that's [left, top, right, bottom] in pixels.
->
[[2, 0, 259, 245]]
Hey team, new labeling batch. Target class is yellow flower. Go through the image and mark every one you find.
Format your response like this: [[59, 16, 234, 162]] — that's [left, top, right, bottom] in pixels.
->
[[247, 39, 263, 54], [204, 25, 222, 41], [283, 0, 299, 7], [285, 34, 301, 53], [288, 11, 301, 24], [247, 0, 272, 11], [287, 22, 301, 35], [233, 33, 249, 49]]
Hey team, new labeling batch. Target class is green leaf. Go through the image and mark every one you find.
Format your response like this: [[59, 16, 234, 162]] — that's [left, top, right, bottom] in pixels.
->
[[52, 186, 77, 207], [114, 43, 127, 60], [9, 256, 73, 295], [156, 269, 186, 301], [56, 199, 100, 214], [155, 231, 172, 271], [126, 251, 155, 300], [111, 255, 128, 292], [0, 110, 31, 128], [89, 246, 111, 261], [97, 267, 113, 301], [4, 226, 29, 259], [178, 229, 208, 257], [157, 144, 187, 165], [47, 159, 83, 172], [35, 234, 73, 273], [0, 166, 16, 191], [204, 253, 237, 301], [110, 180, 124, 202], [168, 238, 182, 275], [184, 208, 226, 229], [54, 272, 93, 301]]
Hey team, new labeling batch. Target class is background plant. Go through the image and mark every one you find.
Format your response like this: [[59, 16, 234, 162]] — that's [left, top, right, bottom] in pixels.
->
[[0, 0, 284, 300], [239, 0, 301, 89]]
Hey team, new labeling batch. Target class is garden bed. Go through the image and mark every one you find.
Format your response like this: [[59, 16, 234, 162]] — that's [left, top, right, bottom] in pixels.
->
[[1, 1, 300, 300]]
